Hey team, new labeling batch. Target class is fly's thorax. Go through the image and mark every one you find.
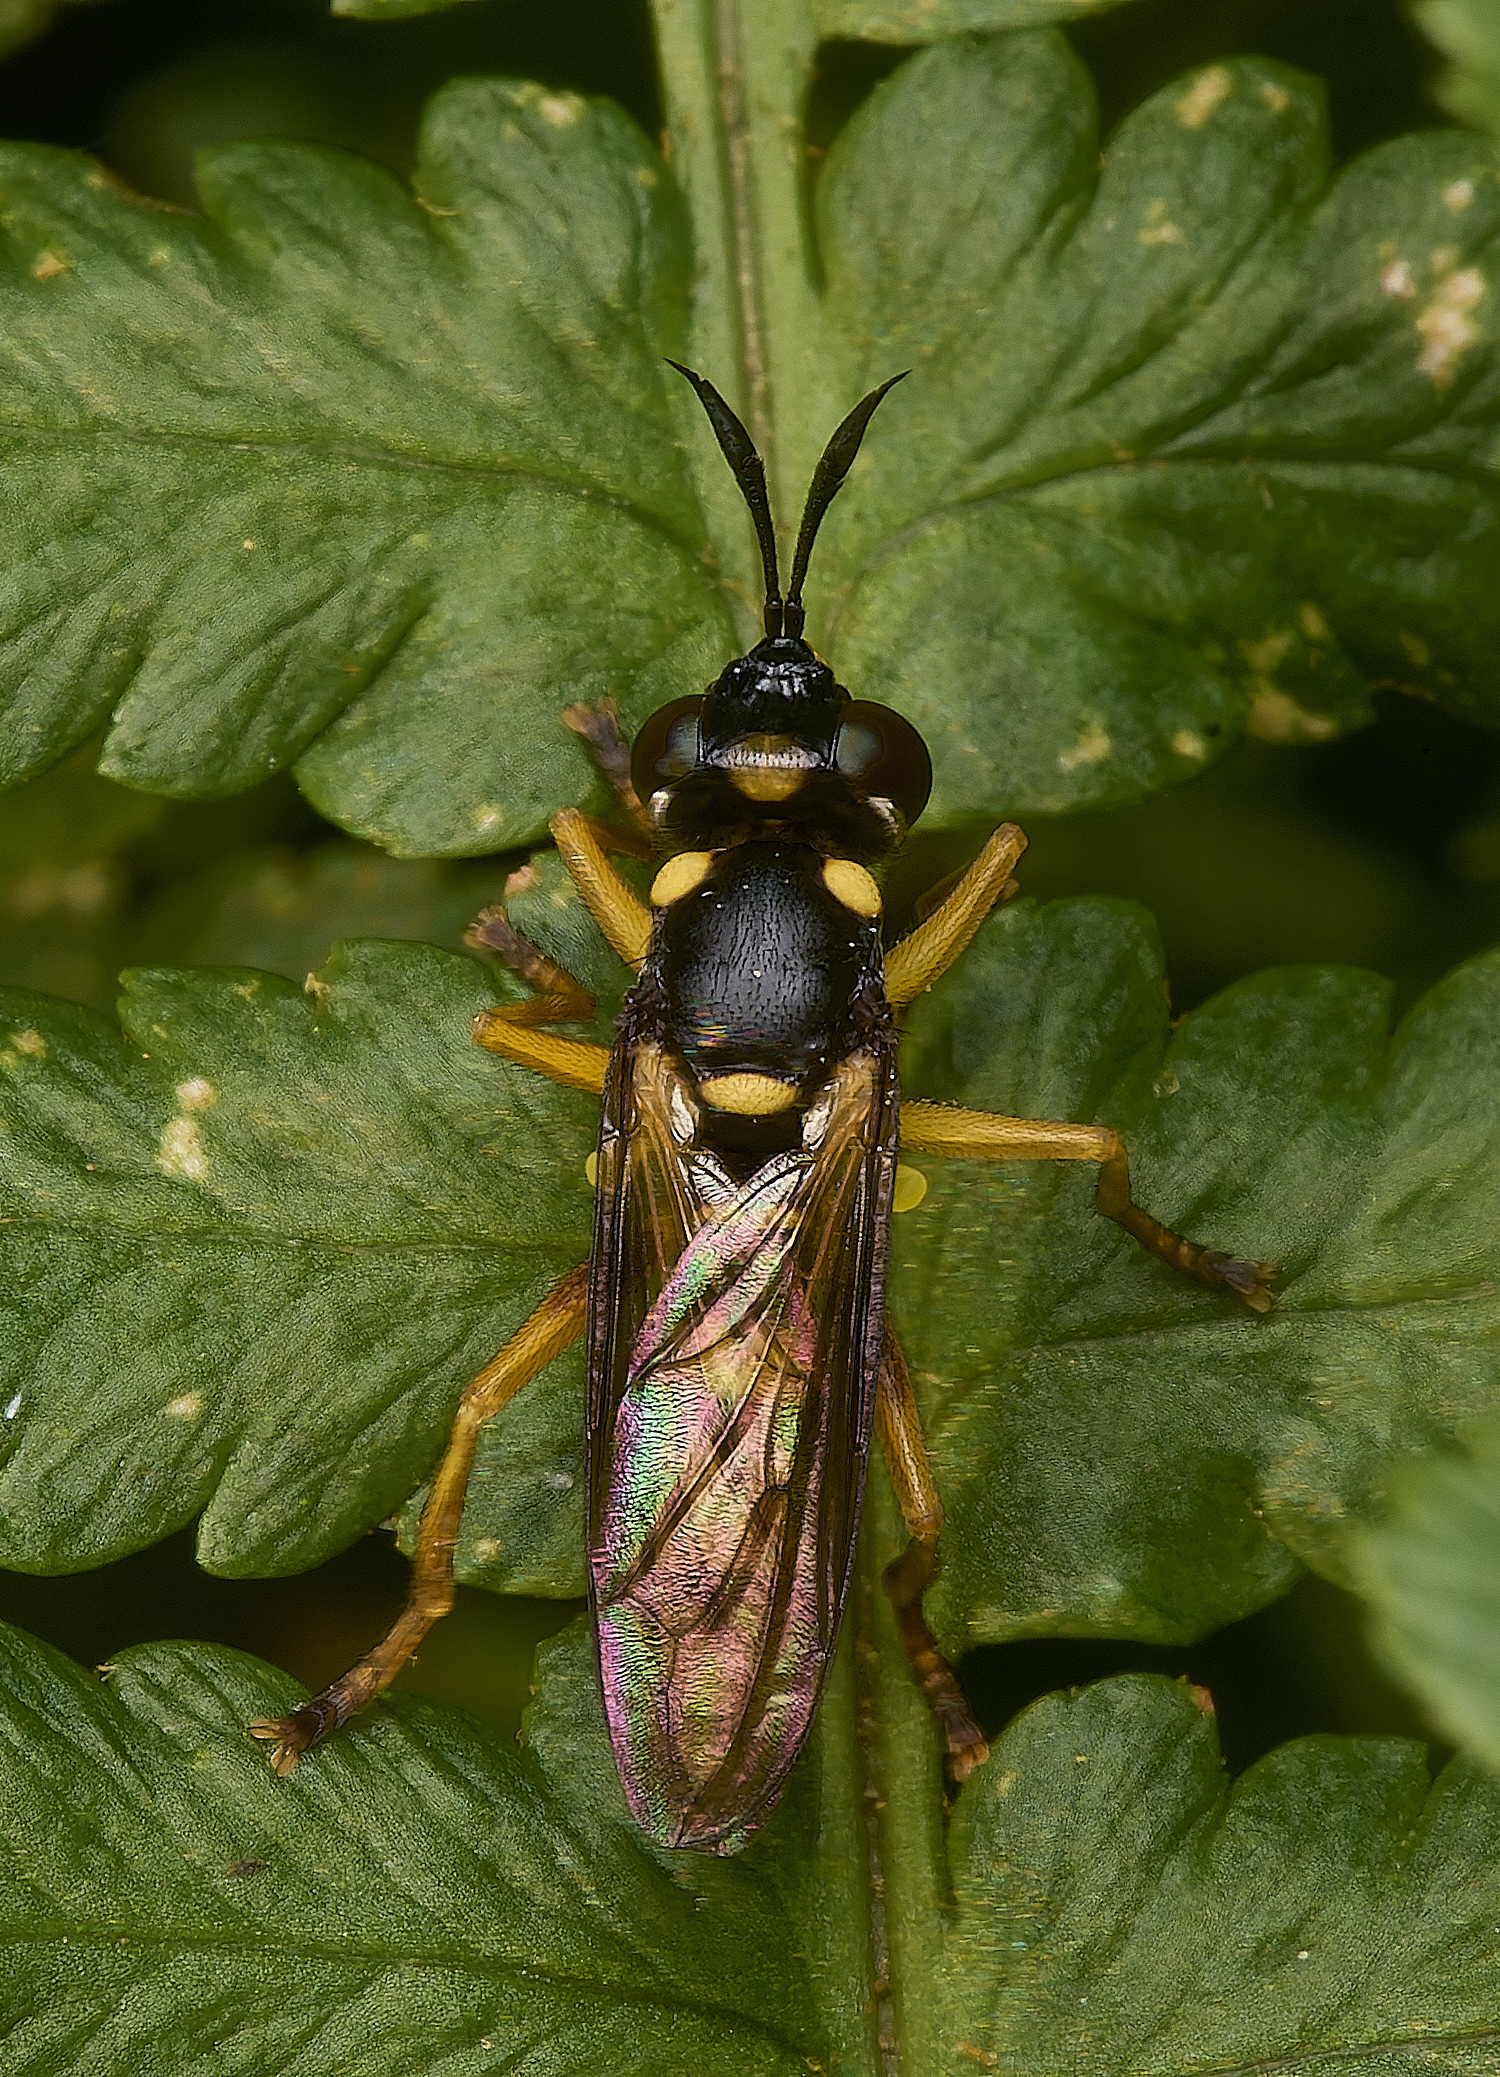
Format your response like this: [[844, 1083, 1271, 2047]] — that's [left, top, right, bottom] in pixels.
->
[[645, 840, 885, 1144]]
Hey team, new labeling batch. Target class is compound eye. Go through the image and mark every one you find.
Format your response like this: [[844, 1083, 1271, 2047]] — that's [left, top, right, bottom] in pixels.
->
[[630, 696, 703, 801], [835, 701, 932, 826]]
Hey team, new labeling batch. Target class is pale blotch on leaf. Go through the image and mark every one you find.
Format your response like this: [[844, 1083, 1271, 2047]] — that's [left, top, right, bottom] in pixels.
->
[[1246, 687, 1338, 742], [1241, 629, 1294, 673], [165, 1393, 203, 1421], [1139, 199, 1184, 248], [537, 93, 582, 128], [474, 806, 504, 836], [1057, 724, 1110, 773], [1417, 268, 1485, 387], [175, 1077, 217, 1112], [157, 1116, 209, 1183], [1444, 179, 1476, 213], [1380, 259, 1417, 301], [1175, 66, 1233, 129], [31, 250, 68, 281], [1299, 602, 1332, 642], [1258, 80, 1291, 114], [9, 1029, 46, 1060], [1400, 630, 1433, 667], [1170, 730, 1208, 760]]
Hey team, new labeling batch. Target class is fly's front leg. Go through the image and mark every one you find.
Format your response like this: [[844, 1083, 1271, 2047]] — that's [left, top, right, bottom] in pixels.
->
[[876, 1333, 989, 1779], [250, 1264, 590, 1773], [562, 699, 654, 844], [901, 1103, 1276, 1310], [885, 824, 1027, 1007]]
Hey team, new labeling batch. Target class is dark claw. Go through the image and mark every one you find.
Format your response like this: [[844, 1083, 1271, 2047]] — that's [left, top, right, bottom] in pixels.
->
[[1208, 1253, 1278, 1313], [249, 1704, 330, 1778]]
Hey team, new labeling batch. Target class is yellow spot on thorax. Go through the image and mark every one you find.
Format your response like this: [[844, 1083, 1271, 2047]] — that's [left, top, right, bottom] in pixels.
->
[[1175, 66, 1232, 128], [822, 858, 881, 917], [699, 1073, 799, 1116], [650, 851, 716, 906], [893, 1165, 927, 1214]]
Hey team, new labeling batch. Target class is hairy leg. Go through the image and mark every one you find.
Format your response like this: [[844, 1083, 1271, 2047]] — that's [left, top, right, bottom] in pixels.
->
[[251, 1265, 590, 1773], [875, 1332, 989, 1778]]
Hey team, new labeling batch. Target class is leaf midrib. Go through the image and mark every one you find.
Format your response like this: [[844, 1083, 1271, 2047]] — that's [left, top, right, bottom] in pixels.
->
[[0, 1208, 582, 1258], [0, 1909, 806, 2049]]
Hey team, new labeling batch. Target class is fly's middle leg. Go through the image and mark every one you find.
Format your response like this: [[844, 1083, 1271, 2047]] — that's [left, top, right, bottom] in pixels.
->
[[875, 1332, 989, 1780], [250, 1264, 590, 1774], [901, 1103, 1275, 1309]]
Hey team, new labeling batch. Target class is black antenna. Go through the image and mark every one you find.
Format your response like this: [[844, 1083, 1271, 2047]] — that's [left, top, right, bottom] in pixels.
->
[[667, 361, 785, 639], [784, 372, 907, 639]]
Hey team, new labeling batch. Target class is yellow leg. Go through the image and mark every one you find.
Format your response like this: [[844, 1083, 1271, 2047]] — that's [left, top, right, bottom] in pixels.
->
[[250, 1264, 590, 1774], [876, 1333, 989, 1778], [885, 825, 1027, 1007], [901, 1102, 1276, 1311], [551, 807, 653, 970], [466, 906, 597, 1025], [472, 1012, 609, 1095]]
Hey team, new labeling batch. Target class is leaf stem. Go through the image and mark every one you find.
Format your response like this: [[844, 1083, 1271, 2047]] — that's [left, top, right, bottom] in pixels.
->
[[650, 0, 832, 619], [862, 1470, 954, 2075]]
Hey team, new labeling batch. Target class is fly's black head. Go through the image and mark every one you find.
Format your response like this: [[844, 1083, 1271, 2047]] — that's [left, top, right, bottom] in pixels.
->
[[631, 366, 932, 858]]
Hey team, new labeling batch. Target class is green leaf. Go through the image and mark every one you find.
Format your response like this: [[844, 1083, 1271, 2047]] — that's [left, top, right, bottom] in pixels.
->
[[1358, 1422, 1500, 1771], [1415, 0, 1500, 134], [2, 28, 1497, 845], [2, 1616, 1498, 2073], [128, 840, 502, 983], [810, 0, 1139, 38], [0, 82, 724, 855], [0, 941, 595, 1577], [888, 897, 1500, 1650], [933, 1674, 1500, 2072], [331, 0, 481, 17], [814, 37, 1500, 810], [0, 1620, 859, 2075]]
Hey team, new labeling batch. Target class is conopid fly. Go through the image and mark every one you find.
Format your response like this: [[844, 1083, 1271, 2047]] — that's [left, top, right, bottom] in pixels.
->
[[252, 367, 1274, 1852]]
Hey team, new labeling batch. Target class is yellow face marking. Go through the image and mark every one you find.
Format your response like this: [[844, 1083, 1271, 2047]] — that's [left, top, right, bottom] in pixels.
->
[[822, 857, 881, 917], [699, 1072, 800, 1116], [649, 850, 716, 906], [893, 1164, 928, 1213], [729, 768, 806, 802]]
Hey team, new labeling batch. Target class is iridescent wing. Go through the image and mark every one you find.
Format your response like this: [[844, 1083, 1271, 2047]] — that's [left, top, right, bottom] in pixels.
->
[[586, 1033, 898, 1851]]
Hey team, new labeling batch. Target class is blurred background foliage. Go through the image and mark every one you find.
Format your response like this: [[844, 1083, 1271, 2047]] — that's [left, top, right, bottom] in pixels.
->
[[0, 0, 1489, 1776]]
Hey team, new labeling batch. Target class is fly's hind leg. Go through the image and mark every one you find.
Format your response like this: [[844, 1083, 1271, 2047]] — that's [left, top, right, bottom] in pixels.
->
[[250, 1264, 590, 1774], [876, 1332, 989, 1780]]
